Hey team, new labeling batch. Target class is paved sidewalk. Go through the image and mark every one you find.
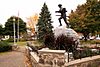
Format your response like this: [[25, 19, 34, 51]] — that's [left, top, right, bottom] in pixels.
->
[[0, 46, 25, 67]]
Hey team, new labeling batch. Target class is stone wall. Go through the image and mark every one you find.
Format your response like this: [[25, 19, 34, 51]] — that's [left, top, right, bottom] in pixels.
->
[[65, 55, 100, 67], [26, 46, 100, 67], [38, 49, 66, 67]]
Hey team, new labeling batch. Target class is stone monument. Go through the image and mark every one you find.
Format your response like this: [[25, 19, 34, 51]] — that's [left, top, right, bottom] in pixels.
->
[[27, 4, 80, 67], [55, 4, 79, 42], [54, 26, 79, 40]]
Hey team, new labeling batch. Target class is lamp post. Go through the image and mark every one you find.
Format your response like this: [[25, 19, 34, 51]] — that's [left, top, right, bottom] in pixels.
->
[[17, 17, 19, 42], [13, 17, 16, 46], [17, 12, 19, 42]]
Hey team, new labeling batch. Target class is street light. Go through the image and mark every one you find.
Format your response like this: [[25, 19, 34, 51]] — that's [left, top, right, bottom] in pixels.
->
[[13, 17, 16, 46], [17, 17, 19, 42]]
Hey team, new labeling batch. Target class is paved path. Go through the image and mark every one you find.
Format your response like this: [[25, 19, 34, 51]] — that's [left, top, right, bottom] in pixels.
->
[[0, 46, 25, 67]]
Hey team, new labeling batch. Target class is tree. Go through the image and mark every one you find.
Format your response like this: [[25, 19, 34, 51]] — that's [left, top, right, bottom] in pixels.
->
[[37, 3, 53, 42], [69, 0, 100, 40], [27, 13, 38, 35], [0, 24, 4, 39], [5, 16, 26, 38], [0, 24, 3, 35]]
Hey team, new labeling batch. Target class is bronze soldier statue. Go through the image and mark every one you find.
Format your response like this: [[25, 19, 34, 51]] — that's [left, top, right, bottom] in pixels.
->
[[55, 4, 69, 27]]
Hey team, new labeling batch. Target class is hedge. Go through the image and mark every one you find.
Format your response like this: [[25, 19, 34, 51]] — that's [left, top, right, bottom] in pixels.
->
[[0, 41, 12, 52]]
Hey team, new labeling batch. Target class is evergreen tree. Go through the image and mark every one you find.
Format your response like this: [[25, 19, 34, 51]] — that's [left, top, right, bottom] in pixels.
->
[[37, 3, 53, 42]]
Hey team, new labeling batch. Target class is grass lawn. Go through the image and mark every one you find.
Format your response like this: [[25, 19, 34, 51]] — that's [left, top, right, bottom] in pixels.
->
[[80, 40, 100, 48], [80, 40, 100, 44], [31, 40, 43, 46], [9, 40, 42, 46], [16, 41, 27, 46], [9, 41, 27, 46]]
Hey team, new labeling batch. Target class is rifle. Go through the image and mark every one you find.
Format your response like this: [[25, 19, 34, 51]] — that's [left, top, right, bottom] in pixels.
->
[[55, 15, 70, 18], [55, 11, 61, 13]]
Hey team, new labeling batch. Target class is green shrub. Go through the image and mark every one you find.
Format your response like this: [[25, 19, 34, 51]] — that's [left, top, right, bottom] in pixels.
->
[[73, 48, 100, 59], [0, 41, 12, 52], [55, 35, 78, 52], [44, 34, 78, 52], [44, 33, 55, 49]]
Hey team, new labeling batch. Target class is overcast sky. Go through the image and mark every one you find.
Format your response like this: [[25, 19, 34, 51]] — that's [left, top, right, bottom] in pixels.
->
[[0, 0, 86, 26]]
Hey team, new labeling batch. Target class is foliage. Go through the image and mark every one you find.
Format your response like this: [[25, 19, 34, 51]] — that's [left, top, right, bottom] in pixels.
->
[[73, 47, 100, 59], [0, 25, 4, 35], [69, 0, 100, 40], [5, 16, 27, 37], [37, 3, 53, 42], [44, 33, 55, 49], [44, 34, 78, 52], [55, 35, 77, 52], [0, 41, 12, 52], [0, 24, 4, 39]]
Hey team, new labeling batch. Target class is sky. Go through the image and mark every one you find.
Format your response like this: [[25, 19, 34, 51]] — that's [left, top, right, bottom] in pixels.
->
[[0, 0, 86, 27]]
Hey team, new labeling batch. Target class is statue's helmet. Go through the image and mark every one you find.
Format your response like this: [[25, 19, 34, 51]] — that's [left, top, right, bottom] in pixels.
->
[[58, 4, 62, 7]]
